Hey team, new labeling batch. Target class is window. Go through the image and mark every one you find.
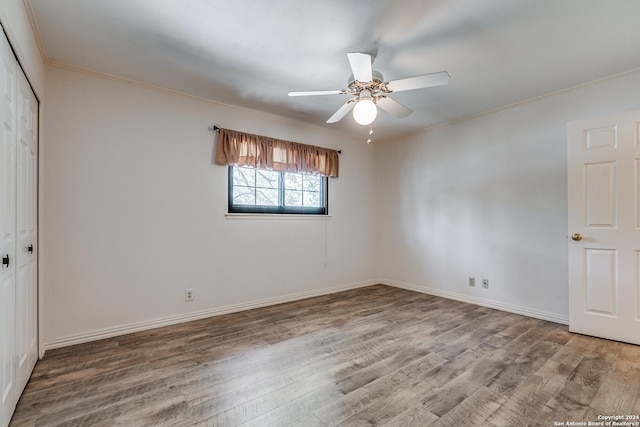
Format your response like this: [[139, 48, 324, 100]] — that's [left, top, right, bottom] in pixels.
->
[[229, 166, 328, 215]]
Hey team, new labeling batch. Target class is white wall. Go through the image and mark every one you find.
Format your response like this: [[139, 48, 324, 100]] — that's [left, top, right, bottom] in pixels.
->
[[378, 70, 640, 323], [40, 46, 640, 347], [43, 66, 377, 346]]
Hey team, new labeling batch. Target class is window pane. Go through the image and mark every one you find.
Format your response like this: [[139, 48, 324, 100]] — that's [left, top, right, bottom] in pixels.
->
[[256, 188, 279, 206], [233, 186, 255, 205], [303, 175, 321, 192], [303, 191, 321, 207], [230, 166, 327, 214], [256, 169, 279, 189], [285, 190, 303, 207], [233, 167, 255, 187], [284, 173, 303, 190]]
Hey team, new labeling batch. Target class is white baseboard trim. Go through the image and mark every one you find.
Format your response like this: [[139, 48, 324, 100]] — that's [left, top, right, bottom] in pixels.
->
[[380, 279, 569, 325], [43, 279, 377, 351], [43, 278, 569, 352]]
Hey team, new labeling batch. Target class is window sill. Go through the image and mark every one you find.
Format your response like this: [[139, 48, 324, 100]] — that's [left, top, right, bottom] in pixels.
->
[[225, 213, 332, 220]]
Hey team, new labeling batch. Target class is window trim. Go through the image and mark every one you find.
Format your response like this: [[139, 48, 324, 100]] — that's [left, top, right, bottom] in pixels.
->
[[228, 166, 328, 215]]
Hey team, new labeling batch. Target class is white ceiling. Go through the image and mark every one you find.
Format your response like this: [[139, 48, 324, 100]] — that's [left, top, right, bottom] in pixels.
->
[[28, 0, 640, 141]]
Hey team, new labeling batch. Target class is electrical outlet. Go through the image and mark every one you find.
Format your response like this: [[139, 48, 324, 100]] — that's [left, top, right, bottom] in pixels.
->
[[482, 279, 489, 289], [468, 277, 475, 287], [185, 288, 194, 301]]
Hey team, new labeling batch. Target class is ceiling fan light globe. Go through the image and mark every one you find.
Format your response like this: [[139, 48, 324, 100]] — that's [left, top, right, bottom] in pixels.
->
[[353, 99, 377, 125]]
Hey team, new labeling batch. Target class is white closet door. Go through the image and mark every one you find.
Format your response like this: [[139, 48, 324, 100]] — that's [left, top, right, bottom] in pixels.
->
[[0, 28, 18, 427], [15, 69, 38, 394]]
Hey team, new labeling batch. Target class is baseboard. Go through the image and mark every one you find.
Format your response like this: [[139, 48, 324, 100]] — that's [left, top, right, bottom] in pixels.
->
[[43, 279, 377, 351], [380, 279, 569, 325], [43, 278, 569, 352]]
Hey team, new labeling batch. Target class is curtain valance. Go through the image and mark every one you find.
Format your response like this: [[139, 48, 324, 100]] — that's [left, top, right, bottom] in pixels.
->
[[215, 128, 339, 178]]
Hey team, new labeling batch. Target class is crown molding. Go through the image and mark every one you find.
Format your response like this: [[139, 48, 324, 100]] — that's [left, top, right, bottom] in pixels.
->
[[47, 59, 365, 146], [381, 66, 640, 145], [23, 0, 48, 63]]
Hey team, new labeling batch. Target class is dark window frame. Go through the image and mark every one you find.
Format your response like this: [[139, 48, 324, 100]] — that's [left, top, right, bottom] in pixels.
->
[[228, 166, 328, 215]]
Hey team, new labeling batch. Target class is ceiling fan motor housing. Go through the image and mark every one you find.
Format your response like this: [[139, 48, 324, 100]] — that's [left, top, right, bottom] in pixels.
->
[[348, 70, 385, 91]]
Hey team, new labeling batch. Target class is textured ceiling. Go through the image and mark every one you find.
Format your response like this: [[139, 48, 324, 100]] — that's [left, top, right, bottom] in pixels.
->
[[29, 0, 640, 141]]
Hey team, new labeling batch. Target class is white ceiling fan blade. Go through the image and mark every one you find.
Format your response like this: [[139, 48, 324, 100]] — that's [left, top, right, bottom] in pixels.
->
[[347, 52, 373, 82], [326, 100, 355, 123], [288, 90, 345, 97], [386, 71, 450, 92], [377, 96, 412, 118]]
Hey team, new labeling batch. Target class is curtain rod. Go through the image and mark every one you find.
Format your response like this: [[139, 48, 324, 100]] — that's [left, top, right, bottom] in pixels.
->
[[209, 125, 341, 154]]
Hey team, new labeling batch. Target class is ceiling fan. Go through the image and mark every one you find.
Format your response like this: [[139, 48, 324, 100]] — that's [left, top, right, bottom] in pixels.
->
[[288, 52, 450, 126]]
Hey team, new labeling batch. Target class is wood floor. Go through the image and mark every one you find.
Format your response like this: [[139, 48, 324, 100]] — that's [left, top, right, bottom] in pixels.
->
[[9, 285, 640, 426]]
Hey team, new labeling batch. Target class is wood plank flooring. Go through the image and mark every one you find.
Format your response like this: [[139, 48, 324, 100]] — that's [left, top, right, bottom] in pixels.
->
[[9, 285, 640, 426]]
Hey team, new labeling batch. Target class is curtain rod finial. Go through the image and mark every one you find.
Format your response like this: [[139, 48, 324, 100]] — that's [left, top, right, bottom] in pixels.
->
[[209, 125, 220, 133]]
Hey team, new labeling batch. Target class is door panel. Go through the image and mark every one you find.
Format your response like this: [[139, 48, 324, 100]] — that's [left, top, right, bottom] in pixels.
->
[[584, 248, 616, 315], [568, 109, 640, 345], [636, 159, 640, 228], [585, 125, 617, 151], [15, 69, 37, 395], [584, 161, 617, 227], [0, 276, 15, 427], [637, 251, 640, 322], [0, 27, 17, 427]]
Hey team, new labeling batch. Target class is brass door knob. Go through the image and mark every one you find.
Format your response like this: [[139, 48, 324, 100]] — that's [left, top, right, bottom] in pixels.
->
[[571, 233, 583, 241]]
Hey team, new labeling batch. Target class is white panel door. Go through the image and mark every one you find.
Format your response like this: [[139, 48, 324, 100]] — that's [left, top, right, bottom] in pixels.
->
[[568, 109, 640, 345], [15, 69, 37, 395], [0, 28, 18, 427]]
